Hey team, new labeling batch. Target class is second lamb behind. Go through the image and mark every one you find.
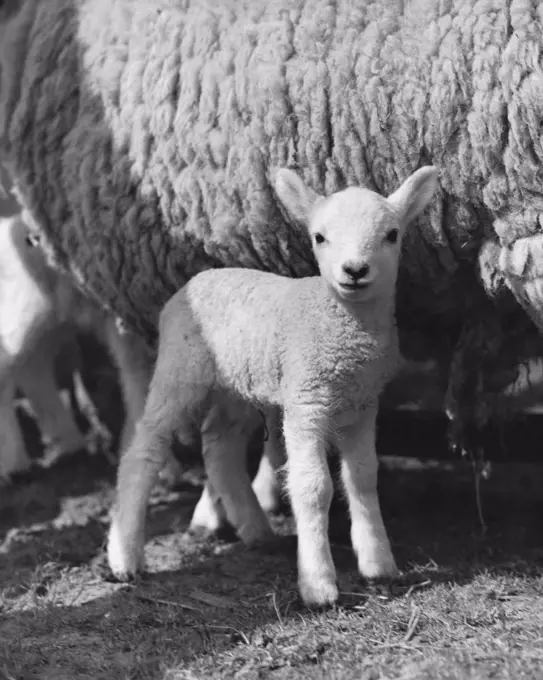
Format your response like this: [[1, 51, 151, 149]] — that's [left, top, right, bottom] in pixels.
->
[[107, 165, 439, 607]]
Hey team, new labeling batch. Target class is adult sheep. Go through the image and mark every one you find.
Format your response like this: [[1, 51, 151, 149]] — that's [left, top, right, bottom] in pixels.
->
[[0, 0, 542, 454]]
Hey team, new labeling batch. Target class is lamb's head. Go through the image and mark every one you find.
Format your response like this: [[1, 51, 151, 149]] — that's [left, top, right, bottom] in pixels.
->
[[275, 167, 439, 303]]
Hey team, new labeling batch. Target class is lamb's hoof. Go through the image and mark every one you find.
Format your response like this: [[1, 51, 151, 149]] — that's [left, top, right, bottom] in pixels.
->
[[299, 577, 339, 609], [186, 524, 215, 541], [359, 554, 399, 581], [189, 496, 227, 536], [187, 523, 223, 541], [106, 523, 144, 582]]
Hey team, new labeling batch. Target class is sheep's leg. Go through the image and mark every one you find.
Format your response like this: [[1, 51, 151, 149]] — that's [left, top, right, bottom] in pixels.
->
[[0, 376, 31, 480], [252, 407, 286, 513], [16, 350, 86, 468], [283, 407, 337, 607], [188, 479, 227, 537], [103, 319, 151, 454], [199, 396, 273, 546], [336, 405, 398, 580]]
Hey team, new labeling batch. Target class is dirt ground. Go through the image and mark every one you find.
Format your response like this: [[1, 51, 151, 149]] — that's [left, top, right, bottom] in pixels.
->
[[1, 341, 543, 680]]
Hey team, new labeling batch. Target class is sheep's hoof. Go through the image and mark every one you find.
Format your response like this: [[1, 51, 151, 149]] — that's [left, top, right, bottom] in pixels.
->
[[106, 523, 144, 582], [299, 577, 339, 609]]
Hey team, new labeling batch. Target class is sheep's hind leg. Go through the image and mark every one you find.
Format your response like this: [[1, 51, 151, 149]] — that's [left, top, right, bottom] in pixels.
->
[[252, 407, 287, 513], [336, 404, 398, 580], [283, 407, 337, 607], [199, 396, 273, 546]]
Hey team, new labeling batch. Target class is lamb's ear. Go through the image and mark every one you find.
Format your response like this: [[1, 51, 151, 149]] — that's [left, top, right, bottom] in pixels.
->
[[274, 169, 321, 225], [387, 166, 439, 226]]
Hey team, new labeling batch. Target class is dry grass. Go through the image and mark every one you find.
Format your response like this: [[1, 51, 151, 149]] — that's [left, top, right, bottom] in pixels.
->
[[1, 336, 543, 679], [1, 439, 543, 680]]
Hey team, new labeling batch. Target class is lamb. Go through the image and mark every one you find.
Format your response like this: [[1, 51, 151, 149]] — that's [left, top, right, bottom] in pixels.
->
[[0, 210, 167, 481], [0, 212, 90, 480], [2, 0, 542, 465], [107, 165, 439, 607], [0, 206, 277, 506]]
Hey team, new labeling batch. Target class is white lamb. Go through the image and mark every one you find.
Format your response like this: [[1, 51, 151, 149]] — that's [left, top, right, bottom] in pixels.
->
[[0, 212, 159, 481], [107, 166, 439, 607]]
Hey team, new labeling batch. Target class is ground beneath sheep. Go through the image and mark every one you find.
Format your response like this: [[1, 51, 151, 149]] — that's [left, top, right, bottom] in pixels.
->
[[1, 423, 543, 680]]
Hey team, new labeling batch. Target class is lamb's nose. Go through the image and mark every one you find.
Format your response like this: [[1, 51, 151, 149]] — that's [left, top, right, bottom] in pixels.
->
[[342, 262, 370, 281]]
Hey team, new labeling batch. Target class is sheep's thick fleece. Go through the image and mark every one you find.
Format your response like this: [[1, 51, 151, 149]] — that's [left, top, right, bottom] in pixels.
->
[[1, 0, 543, 432]]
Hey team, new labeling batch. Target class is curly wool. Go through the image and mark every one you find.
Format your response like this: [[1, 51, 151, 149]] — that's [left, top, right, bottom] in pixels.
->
[[1, 0, 543, 432]]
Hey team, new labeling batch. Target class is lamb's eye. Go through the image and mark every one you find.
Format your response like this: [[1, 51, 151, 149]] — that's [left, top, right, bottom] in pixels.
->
[[314, 233, 325, 245], [386, 228, 399, 244]]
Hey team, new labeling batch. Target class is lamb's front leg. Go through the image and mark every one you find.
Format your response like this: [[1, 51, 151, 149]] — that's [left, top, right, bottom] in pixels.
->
[[283, 407, 337, 607], [336, 404, 398, 580]]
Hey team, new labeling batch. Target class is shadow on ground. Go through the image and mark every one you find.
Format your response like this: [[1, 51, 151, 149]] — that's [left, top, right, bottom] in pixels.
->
[[1, 420, 543, 680]]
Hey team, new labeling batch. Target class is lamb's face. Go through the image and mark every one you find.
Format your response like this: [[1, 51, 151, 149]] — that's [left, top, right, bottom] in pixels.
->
[[309, 188, 404, 302], [274, 165, 440, 303]]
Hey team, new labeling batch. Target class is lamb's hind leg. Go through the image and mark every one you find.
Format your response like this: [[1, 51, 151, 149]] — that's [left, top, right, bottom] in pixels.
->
[[336, 405, 398, 580], [189, 479, 226, 537], [107, 377, 191, 581], [102, 318, 184, 483], [197, 396, 273, 546], [252, 407, 287, 513], [283, 407, 337, 607]]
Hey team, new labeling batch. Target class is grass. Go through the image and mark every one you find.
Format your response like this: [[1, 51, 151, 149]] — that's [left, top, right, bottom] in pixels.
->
[[1, 336, 543, 679], [1, 436, 543, 680]]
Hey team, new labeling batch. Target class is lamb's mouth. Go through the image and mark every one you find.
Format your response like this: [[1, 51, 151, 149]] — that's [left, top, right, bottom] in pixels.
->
[[338, 281, 372, 292]]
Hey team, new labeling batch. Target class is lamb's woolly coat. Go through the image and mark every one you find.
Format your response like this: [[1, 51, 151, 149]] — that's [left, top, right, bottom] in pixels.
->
[[1, 0, 543, 439], [161, 268, 400, 420]]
